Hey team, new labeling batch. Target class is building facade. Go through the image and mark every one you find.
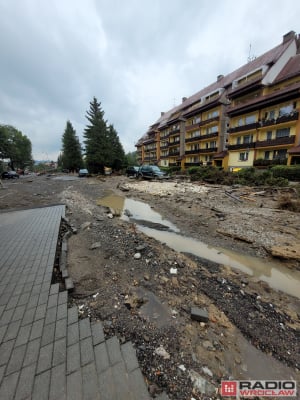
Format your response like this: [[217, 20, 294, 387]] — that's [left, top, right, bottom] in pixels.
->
[[136, 31, 300, 170]]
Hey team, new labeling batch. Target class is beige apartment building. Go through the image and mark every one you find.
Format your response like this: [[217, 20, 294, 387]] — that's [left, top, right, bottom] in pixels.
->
[[136, 31, 300, 170]]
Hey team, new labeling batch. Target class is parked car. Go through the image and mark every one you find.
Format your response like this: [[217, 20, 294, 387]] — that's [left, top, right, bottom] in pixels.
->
[[137, 165, 169, 180], [1, 171, 19, 179], [126, 166, 139, 177], [78, 169, 89, 177]]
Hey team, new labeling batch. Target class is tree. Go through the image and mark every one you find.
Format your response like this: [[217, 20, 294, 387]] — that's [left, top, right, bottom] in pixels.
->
[[61, 121, 83, 171], [107, 124, 125, 171], [125, 151, 137, 167], [0, 124, 33, 170]]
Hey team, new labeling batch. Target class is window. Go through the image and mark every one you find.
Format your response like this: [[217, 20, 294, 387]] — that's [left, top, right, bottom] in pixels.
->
[[207, 110, 219, 119], [274, 149, 287, 159], [209, 141, 216, 148], [239, 152, 249, 161], [237, 137, 241, 145], [264, 151, 270, 160], [193, 116, 201, 124], [191, 130, 200, 138], [245, 115, 256, 124], [276, 128, 290, 138], [266, 131, 272, 140], [237, 118, 243, 127], [206, 125, 218, 134], [279, 104, 293, 116], [243, 135, 253, 144]]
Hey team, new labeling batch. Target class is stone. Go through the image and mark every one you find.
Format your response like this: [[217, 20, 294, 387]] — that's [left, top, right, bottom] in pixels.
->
[[90, 242, 101, 250], [154, 345, 170, 360], [81, 221, 91, 230], [134, 253, 141, 260], [191, 307, 209, 323]]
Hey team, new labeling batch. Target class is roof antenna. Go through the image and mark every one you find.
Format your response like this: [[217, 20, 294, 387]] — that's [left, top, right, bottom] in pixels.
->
[[248, 43, 256, 62]]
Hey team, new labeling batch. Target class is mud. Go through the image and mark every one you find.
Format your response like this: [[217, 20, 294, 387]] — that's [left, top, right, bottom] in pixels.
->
[[1, 173, 299, 399]]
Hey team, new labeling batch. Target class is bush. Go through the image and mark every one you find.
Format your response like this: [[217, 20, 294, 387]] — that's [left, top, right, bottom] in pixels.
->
[[271, 165, 300, 181]]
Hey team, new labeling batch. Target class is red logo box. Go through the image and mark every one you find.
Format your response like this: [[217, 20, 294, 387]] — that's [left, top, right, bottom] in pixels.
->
[[221, 381, 237, 397]]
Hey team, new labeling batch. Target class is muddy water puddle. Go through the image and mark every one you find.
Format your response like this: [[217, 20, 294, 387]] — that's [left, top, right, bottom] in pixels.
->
[[98, 194, 300, 299]]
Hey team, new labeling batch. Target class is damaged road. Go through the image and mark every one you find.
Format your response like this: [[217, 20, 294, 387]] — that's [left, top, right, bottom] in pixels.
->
[[1, 174, 299, 399]]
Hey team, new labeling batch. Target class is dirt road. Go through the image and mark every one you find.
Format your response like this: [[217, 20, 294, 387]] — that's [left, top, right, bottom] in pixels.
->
[[1, 174, 299, 399]]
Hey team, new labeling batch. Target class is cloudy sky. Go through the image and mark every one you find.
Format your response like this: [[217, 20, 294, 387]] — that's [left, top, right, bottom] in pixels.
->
[[0, 0, 299, 160]]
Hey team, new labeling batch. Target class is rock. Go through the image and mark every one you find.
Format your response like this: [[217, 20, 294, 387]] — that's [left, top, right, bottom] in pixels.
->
[[202, 340, 214, 350], [134, 253, 141, 260], [90, 242, 101, 250], [170, 268, 177, 274], [80, 221, 91, 230], [191, 307, 209, 323], [202, 366, 213, 377], [171, 277, 179, 288], [154, 345, 170, 360], [267, 244, 300, 261], [189, 370, 216, 395], [136, 245, 147, 252], [178, 364, 186, 372], [144, 274, 150, 281], [107, 213, 114, 219]]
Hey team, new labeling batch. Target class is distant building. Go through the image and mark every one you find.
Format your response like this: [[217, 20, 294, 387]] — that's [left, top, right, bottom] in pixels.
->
[[136, 31, 300, 169]]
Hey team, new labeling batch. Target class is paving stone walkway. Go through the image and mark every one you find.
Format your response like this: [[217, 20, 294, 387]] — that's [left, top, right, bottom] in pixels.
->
[[0, 206, 151, 400]]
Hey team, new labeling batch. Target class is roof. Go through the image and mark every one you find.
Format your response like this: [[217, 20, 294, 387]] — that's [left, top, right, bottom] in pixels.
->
[[273, 54, 300, 83], [288, 145, 300, 154], [213, 151, 228, 159]]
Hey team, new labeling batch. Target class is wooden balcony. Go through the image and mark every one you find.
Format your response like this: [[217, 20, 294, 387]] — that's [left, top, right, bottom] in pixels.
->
[[186, 147, 217, 154], [228, 122, 259, 134], [260, 111, 299, 127], [169, 150, 180, 156], [227, 142, 255, 150], [255, 135, 295, 148]]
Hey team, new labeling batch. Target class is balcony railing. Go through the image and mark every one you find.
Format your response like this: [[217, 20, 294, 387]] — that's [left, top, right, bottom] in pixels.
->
[[186, 147, 217, 154], [185, 132, 218, 143], [168, 141, 180, 147], [260, 111, 299, 127], [227, 142, 255, 150], [228, 122, 259, 133], [185, 136, 201, 143], [168, 129, 180, 136], [186, 116, 219, 132], [169, 151, 180, 156], [255, 135, 295, 148]]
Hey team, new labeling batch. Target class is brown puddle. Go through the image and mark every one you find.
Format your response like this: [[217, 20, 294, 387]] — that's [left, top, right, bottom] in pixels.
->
[[98, 194, 300, 299]]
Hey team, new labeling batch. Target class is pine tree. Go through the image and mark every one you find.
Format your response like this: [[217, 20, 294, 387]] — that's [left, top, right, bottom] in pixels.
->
[[61, 121, 83, 172], [84, 97, 110, 174], [107, 124, 125, 171]]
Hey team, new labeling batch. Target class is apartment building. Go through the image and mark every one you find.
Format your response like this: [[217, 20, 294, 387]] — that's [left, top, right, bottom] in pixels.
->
[[136, 31, 300, 170]]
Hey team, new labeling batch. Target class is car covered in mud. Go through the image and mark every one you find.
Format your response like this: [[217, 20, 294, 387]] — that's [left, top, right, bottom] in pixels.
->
[[137, 165, 169, 180], [126, 166, 139, 177]]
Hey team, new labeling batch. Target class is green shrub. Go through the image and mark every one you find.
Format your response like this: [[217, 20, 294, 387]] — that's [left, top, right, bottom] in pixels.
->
[[271, 165, 300, 181]]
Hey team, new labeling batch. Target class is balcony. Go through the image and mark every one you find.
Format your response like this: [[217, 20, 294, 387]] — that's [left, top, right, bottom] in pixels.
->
[[185, 132, 218, 143], [186, 147, 217, 154], [160, 143, 168, 149], [168, 141, 180, 147], [185, 136, 201, 143], [168, 128, 180, 136], [256, 135, 295, 148], [227, 142, 255, 150], [228, 122, 259, 134], [186, 116, 219, 132], [261, 111, 299, 127], [169, 150, 180, 156]]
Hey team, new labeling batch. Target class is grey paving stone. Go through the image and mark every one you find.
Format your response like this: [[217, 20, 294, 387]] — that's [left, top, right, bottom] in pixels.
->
[[91, 321, 105, 346], [97, 367, 115, 400], [0, 340, 15, 366], [38, 291, 49, 306], [41, 322, 55, 347], [80, 337, 94, 366], [67, 342, 80, 374], [67, 307, 78, 325], [67, 323, 79, 347], [49, 283, 59, 295], [121, 341, 139, 373], [11, 305, 26, 323], [23, 337, 41, 367], [0, 308, 14, 327], [106, 336, 122, 366], [112, 361, 131, 399], [55, 318, 67, 340], [37, 342, 54, 374], [0, 325, 8, 344], [128, 367, 150, 400], [27, 294, 39, 310], [30, 318, 44, 341], [58, 291, 68, 306], [0, 305, 5, 319], [82, 362, 100, 400], [17, 292, 31, 307], [31, 283, 42, 296], [45, 306, 57, 325], [49, 363, 66, 400], [14, 364, 36, 400], [0, 365, 5, 385], [32, 369, 51, 400], [94, 342, 109, 374], [0, 370, 19, 400], [22, 307, 36, 326], [15, 323, 31, 347], [57, 303, 68, 321], [65, 278, 74, 292], [5, 295, 20, 310], [67, 369, 83, 400], [47, 293, 58, 309], [79, 318, 91, 340], [34, 303, 47, 321], [52, 337, 67, 367], [5, 343, 27, 376]]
